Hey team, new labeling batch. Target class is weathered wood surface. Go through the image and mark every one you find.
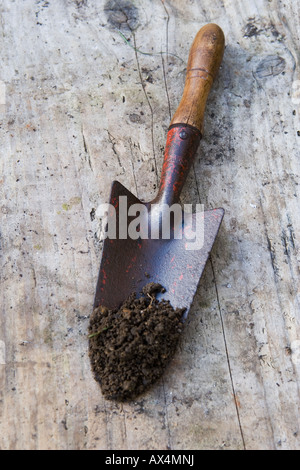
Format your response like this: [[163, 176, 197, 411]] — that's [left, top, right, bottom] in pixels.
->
[[0, 0, 300, 450]]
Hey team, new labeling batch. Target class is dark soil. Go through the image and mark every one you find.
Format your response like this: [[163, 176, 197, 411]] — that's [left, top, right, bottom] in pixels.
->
[[88, 283, 185, 401]]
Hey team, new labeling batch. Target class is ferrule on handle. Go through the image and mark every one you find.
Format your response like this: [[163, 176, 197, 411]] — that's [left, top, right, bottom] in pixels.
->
[[153, 124, 201, 206]]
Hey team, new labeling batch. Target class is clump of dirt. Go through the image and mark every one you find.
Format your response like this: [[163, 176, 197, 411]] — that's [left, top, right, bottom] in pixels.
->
[[88, 283, 185, 401]]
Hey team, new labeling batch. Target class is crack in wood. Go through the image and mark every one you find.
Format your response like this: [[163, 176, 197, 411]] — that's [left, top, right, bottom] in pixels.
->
[[81, 125, 94, 173]]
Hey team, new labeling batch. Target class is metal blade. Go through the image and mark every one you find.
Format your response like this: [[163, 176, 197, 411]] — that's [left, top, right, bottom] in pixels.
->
[[94, 181, 224, 318]]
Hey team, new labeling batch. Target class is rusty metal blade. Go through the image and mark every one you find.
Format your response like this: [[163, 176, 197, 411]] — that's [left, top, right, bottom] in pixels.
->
[[94, 181, 224, 318]]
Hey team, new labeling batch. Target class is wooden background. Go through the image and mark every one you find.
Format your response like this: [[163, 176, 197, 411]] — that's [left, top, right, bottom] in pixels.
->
[[0, 0, 299, 450]]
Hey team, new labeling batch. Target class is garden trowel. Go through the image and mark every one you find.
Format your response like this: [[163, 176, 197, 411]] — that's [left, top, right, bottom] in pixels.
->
[[94, 23, 225, 319]]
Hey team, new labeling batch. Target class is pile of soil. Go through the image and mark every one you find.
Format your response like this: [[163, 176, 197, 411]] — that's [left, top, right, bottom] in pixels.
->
[[88, 283, 185, 401]]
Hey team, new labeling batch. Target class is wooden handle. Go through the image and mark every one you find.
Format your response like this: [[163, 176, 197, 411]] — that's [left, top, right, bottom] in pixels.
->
[[154, 24, 225, 207], [170, 24, 225, 134]]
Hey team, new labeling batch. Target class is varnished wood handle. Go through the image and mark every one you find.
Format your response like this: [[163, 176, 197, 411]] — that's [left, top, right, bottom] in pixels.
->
[[170, 24, 225, 134], [154, 24, 225, 206]]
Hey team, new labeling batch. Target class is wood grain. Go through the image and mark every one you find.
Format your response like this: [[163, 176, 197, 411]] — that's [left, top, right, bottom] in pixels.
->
[[170, 23, 225, 133], [0, 0, 300, 450]]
